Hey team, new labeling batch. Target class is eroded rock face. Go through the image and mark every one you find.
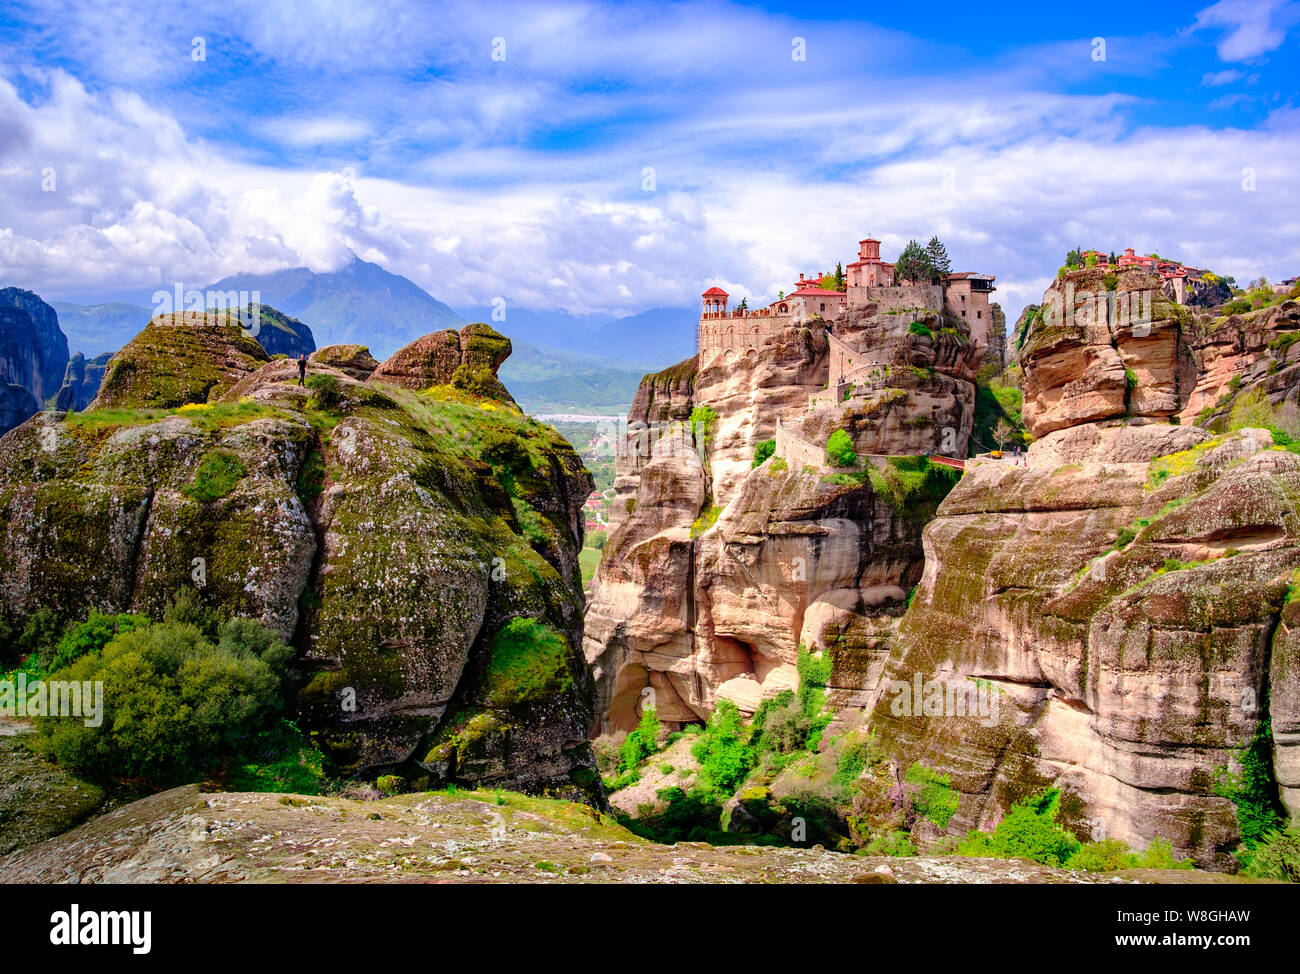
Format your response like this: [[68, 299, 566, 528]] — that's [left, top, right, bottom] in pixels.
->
[[867, 423, 1300, 869], [0, 306, 44, 436], [0, 327, 600, 803], [1020, 267, 1195, 437], [368, 322, 513, 396], [586, 308, 977, 733], [309, 344, 379, 381], [0, 288, 68, 406], [94, 314, 270, 409], [54, 352, 112, 412]]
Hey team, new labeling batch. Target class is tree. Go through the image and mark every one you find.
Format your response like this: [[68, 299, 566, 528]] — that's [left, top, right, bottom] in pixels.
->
[[993, 418, 1014, 452], [825, 429, 858, 468], [738, 296, 748, 312], [833, 261, 846, 290], [894, 240, 935, 285], [924, 237, 951, 282]]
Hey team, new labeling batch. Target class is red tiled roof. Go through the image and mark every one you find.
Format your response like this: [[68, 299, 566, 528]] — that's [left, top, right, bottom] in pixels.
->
[[702, 286, 729, 296]]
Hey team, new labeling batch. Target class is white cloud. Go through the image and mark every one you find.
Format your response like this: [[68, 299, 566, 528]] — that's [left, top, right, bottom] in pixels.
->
[[1201, 69, 1244, 85], [1, 0, 1298, 333], [1193, 0, 1300, 61]]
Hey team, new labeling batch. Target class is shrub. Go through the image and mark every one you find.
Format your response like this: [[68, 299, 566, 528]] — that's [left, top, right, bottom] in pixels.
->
[[691, 700, 754, 802], [906, 763, 959, 828], [183, 449, 247, 502], [689, 405, 717, 454], [42, 611, 151, 675], [1214, 720, 1286, 845], [296, 449, 325, 503], [1239, 822, 1300, 882], [451, 364, 502, 398], [690, 505, 722, 538], [1068, 838, 1135, 872], [619, 705, 661, 773], [32, 615, 294, 785], [863, 830, 917, 857], [481, 429, 533, 475], [305, 373, 343, 410], [957, 789, 1081, 867], [908, 321, 933, 339], [752, 439, 776, 467], [226, 719, 328, 795], [826, 429, 858, 468], [769, 457, 788, 474]]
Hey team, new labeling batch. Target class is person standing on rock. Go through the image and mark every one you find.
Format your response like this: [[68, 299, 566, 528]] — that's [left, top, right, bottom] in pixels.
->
[[297, 354, 307, 387]]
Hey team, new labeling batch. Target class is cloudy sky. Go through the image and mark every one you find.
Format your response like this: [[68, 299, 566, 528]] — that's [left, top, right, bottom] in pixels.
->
[[0, 0, 1298, 325]]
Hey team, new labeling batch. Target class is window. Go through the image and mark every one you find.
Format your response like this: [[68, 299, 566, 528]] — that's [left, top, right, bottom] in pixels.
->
[[977, 311, 982, 319], [820, 303, 826, 311]]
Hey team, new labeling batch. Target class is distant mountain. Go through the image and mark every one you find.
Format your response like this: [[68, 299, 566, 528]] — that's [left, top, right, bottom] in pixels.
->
[[588, 306, 696, 368], [498, 341, 647, 415], [51, 301, 153, 358], [205, 254, 462, 358], [463, 305, 696, 370]]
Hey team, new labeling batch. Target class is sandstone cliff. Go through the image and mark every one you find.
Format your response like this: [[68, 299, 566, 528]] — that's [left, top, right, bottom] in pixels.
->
[[0, 321, 600, 803], [585, 304, 979, 733], [865, 272, 1300, 869]]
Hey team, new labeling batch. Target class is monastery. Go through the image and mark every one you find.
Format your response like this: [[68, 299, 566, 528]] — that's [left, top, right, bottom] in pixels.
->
[[699, 237, 995, 365]]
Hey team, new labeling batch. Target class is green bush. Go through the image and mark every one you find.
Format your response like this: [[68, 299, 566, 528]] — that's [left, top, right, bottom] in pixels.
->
[[305, 373, 343, 410], [183, 449, 247, 502], [32, 615, 294, 785], [481, 429, 533, 475], [42, 611, 151, 675], [1214, 720, 1286, 845], [908, 321, 933, 339], [826, 429, 858, 468], [451, 364, 503, 398], [226, 719, 328, 795], [689, 405, 717, 454], [752, 439, 776, 468], [863, 830, 917, 857], [690, 700, 754, 802], [1239, 822, 1300, 882], [957, 790, 1081, 867], [619, 705, 661, 773], [906, 763, 959, 828], [1068, 838, 1134, 872]]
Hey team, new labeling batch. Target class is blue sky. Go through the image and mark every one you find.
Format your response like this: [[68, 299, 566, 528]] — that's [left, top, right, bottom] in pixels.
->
[[0, 0, 1297, 328]]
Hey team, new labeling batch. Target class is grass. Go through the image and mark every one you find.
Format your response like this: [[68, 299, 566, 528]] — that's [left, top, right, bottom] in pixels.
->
[[63, 399, 288, 436], [579, 547, 602, 586], [690, 505, 722, 538], [182, 449, 247, 502], [483, 618, 573, 707]]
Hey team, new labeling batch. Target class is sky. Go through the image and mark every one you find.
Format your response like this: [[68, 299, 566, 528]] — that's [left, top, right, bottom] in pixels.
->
[[0, 0, 1298, 328]]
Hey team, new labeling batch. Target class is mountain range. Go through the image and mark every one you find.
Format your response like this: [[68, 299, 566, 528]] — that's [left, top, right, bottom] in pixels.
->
[[39, 255, 697, 415]]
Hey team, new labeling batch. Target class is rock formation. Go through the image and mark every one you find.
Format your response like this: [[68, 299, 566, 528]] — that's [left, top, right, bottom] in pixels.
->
[[0, 306, 41, 435], [590, 262, 1300, 869], [0, 288, 68, 407], [0, 321, 600, 803], [53, 351, 112, 411], [864, 270, 1300, 869], [585, 299, 980, 734], [309, 344, 379, 381]]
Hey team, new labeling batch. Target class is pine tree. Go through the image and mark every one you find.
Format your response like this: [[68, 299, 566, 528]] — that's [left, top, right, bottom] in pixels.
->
[[925, 236, 951, 283], [834, 261, 845, 290], [894, 240, 934, 285]]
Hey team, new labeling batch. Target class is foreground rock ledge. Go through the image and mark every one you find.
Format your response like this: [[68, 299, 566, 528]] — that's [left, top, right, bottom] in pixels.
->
[[0, 786, 1267, 885]]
